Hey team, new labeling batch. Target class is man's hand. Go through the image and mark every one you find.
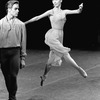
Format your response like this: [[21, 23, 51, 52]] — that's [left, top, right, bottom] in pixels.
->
[[20, 59, 26, 69]]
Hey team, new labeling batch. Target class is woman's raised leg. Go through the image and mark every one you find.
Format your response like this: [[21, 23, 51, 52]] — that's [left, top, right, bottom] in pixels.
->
[[63, 53, 87, 78]]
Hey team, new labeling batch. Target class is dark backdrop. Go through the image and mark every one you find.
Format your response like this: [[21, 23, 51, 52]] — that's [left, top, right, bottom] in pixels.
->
[[0, 0, 100, 50]]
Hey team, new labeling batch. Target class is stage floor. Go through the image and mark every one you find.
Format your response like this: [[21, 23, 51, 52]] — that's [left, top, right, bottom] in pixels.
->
[[1, 49, 100, 100]]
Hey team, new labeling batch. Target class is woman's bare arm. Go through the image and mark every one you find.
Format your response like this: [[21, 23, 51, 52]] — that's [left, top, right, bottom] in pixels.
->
[[25, 10, 52, 24], [64, 3, 83, 15]]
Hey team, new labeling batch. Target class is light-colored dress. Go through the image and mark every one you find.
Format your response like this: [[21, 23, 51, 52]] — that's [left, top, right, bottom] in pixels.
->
[[45, 10, 70, 66]]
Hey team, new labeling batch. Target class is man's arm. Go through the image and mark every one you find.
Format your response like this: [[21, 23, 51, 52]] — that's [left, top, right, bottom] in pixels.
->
[[20, 23, 27, 69], [21, 23, 27, 60]]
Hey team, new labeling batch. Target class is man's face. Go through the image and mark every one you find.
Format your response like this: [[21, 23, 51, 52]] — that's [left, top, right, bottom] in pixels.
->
[[8, 3, 19, 17]]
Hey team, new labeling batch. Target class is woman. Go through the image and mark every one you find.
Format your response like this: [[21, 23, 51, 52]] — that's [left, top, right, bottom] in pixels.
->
[[25, 0, 87, 86]]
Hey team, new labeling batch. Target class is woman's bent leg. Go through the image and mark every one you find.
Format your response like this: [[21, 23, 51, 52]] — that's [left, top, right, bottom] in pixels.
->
[[40, 50, 54, 86]]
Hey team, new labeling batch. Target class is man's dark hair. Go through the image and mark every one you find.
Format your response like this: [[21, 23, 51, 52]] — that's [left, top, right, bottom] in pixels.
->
[[5, 0, 19, 10]]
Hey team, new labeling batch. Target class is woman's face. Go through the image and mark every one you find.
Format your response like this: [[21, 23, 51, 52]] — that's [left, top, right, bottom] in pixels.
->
[[52, 0, 62, 7]]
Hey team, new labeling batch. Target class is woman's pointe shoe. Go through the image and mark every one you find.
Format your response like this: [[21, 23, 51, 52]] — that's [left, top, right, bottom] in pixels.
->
[[78, 67, 88, 78], [40, 75, 46, 86]]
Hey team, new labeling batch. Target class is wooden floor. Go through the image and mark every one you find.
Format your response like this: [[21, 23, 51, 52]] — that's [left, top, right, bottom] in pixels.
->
[[1, 49, 100, 100]]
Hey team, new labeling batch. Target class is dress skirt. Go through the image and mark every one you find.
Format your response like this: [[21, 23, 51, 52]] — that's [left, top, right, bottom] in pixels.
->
[[45, 28, 70, 66]]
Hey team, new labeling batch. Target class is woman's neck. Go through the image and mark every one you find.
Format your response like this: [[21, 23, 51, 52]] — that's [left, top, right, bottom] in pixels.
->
[[53, 6, 61, 12]]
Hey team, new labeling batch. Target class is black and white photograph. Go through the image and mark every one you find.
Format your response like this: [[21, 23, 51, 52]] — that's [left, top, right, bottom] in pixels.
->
[[0, 0, 100, 100]]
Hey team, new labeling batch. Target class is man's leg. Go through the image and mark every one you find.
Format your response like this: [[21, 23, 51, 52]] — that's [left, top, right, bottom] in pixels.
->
[[0, 48, 20, 100]]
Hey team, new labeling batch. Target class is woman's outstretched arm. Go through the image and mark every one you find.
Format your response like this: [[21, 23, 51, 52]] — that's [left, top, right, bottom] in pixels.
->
[[64, 3, 83, 15], [25, 10, 52, 24]]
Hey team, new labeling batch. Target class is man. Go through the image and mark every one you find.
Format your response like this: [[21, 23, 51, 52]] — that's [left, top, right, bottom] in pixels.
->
[[0, 0, 27, 100]]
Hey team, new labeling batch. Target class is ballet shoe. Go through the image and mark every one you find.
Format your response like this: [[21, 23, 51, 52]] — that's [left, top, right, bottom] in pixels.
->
[[78, 67, 88, 78], [40, 75, 46, 86]]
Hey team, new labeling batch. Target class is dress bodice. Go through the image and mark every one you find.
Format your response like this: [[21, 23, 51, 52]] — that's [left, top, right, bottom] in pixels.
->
[[49, 10, 66, 30]]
